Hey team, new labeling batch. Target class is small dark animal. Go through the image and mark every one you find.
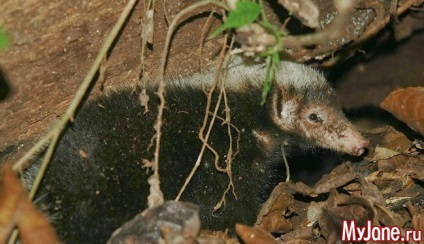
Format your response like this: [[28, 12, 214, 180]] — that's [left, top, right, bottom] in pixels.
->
[[26, 58, 369, 242]]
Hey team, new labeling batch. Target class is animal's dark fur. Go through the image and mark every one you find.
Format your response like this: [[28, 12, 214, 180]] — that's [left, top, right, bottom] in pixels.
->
[[35, 87, 279, 242], [26, 59, 368, 242]]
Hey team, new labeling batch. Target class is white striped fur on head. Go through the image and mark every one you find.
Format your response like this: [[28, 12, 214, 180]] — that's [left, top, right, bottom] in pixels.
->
[[168, 55, 328, 93], [169, 56, 369, 156]]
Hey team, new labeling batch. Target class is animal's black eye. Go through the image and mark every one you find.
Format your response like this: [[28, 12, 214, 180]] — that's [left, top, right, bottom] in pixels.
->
[[309, 113, 319, 122]]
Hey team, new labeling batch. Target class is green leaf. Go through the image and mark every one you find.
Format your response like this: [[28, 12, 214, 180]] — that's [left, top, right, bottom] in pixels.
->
[[209, 1, 261, 39], [225, 1, 261, 28], [0, 28, 9, 50], [261, 52, 280, 105]]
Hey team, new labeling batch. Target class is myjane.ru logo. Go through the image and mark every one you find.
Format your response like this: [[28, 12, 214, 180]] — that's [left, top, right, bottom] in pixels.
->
[[341, 220, 422, 242]]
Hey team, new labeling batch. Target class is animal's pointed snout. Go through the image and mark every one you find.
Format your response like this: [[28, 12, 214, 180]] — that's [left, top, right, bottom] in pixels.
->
[[354, 138, 369, 156]]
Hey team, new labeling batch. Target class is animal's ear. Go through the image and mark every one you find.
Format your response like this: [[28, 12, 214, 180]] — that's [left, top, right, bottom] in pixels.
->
[[268, 84, 297, 130], [268, 84, 287, 120]]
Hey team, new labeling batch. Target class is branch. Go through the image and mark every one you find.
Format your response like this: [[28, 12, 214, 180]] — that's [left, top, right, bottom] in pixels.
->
[[280, 0, 355, 48]]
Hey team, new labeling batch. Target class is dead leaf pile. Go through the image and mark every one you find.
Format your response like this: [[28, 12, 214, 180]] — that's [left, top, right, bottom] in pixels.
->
[[3, 117, 420, 243], [234, 125, 424, 243]]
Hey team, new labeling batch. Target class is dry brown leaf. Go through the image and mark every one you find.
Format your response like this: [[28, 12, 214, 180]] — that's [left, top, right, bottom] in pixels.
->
[[379, 127, 412, 153], [255, 183, 296, 233], [235, 224, 277, 244], [290, 172, 360, 196], [280, 226, 316, 243], [18, 197, 61, 244], [371, 154, 424, 182], [0, 167, 60, 244], [407, 203, 424, 244], [370, 146, 400, 161], [380, 87, 424, 136], [363, 127, 411, 160], [319, 189, 371, 242], [0, 166, 26, 243]]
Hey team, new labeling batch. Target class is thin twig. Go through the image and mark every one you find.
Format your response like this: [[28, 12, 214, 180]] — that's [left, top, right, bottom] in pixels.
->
[[258, 0, 268, 21], [139, 0, 155, 77], [12, 131, 54, 171], [355, 0, 418, 43], [156, 0, 229, 203], [199, 9, 216, 72], [9, 1, 138, 243], [13, 0, 138, 172], [214, 47, 240, 210], [196, 8, 224, 174], [281, 143, 290, 182], [280, 0, 355, 48], [98, 56, 107, 91], [163, 0, 170, 26], [138, 0, 156, 114], [174, 33, 229, 201], [201, 57, 226, 174], [175, 69, 225, 201], [28, 131, 60, 200], [211, 113, 241, 169]]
